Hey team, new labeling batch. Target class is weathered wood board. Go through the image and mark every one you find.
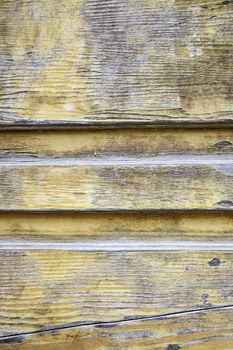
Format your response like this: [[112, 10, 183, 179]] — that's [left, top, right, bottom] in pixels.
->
[[0, 249, 232, 337], [1, 129, 233, 158], [0, 131, 233, 346], [1, 0, 233, 347], [1, 129, 233, 211], [1, 157, 233, 211], [1, 307, 233, 349], [0, 0, 233, 127], [0, 212, 232, 240]]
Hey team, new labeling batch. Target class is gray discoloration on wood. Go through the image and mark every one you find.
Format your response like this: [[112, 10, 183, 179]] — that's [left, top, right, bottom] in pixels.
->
[[0, 305, 232, 346], [0, 0, 232, 127], [0, 169, 23, 207], [166, 345, 181, 350], [2, 129, 233, 160], [1, 2, 233, 347], [0, 250, 233, 336], [0, 157, 233, 210], [0, 336, 24, 345]]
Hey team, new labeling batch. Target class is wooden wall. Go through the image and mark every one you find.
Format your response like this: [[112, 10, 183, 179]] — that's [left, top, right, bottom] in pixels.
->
[[0, 0, 233, 349]]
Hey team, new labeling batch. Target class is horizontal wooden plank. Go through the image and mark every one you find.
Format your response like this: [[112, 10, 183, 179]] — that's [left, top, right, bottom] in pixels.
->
[[0, 0, 232, 128], [1, 307, 233, 349], [0, 250, 232, 336], [1, 129, 233, 158], [0, 212, 232, 240], [1, 156, 233, 210]]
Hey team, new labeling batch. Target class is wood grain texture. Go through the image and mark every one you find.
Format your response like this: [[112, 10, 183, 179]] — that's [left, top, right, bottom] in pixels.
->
[[1, 156, 233, 210], [0, 307, 233, 349], [0, 212, 232, 240], [0, 0, 233, 128], [0, 250, 233, 336], [1, 2, 233, 349], [1, 129, 233, 158]]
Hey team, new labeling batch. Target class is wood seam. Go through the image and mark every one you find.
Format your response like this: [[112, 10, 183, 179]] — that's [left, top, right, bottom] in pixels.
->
[[1, 239, 233, 251], [0, 154, 233, 167]]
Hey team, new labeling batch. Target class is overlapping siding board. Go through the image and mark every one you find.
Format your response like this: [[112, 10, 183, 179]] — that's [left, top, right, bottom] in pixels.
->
[[0, 1, 233, 349]]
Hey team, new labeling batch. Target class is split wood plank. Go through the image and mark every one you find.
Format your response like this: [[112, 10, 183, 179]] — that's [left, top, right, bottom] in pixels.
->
[[0, 0, 232, 127], [0, 307, 233, 349], [0, 250, 232, 336]]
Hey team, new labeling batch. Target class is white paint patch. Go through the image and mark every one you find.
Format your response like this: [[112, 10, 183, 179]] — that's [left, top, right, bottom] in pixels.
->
[[64, 103, 75, 111]]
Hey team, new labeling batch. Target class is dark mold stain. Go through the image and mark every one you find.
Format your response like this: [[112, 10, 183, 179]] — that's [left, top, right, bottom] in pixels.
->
[[48, 329, 60, 335], [166, 345, 181, 350], [95, 323, 118, 329], [124, 315, 140, 321], [201, 293, 209, 304], [217, 200, 233, 207], [215, 140, 232, 149], [208, 258, 221, 266], [0, 168, 23, 207], [83, 0, 193, 115], [201, 293, 212, 307], [221, 0, 232, 5], [0, 336, 24, 344]]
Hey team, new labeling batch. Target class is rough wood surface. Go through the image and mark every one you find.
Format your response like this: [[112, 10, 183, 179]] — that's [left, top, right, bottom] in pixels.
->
[[0, 249, 232, 336], [1, 0, 233, 346], [0, 307, 233, 349], [0, 212, 232, 240], [1, 156, 233, 210], [1, 129, 233, 158], [0, 0, 232, 128]]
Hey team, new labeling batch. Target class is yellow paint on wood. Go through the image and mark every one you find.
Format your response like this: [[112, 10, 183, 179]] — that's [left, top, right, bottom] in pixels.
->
[[0, 212, 232, 239], [1, 308, 233, 349], [0, 0, 232, 126], [0, 129, 233, 158], [0, 250, 232, 336], [1, 1, 233, 348], [0, 161, 233, 210]]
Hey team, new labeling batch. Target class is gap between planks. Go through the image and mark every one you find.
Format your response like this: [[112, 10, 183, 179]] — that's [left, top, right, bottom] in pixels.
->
[[0, 154, 233, 167], [2, 121, 233, 130], [1, 239, 233, 251]]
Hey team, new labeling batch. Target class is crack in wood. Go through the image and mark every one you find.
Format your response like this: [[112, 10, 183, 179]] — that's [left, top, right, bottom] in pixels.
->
[[0, 304, 233, 342]]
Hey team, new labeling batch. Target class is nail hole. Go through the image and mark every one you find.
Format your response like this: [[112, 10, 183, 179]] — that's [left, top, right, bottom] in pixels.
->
[[217, 200, 233, 208], [208, 258, 221, 267], [215, 141, 232, 149]]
